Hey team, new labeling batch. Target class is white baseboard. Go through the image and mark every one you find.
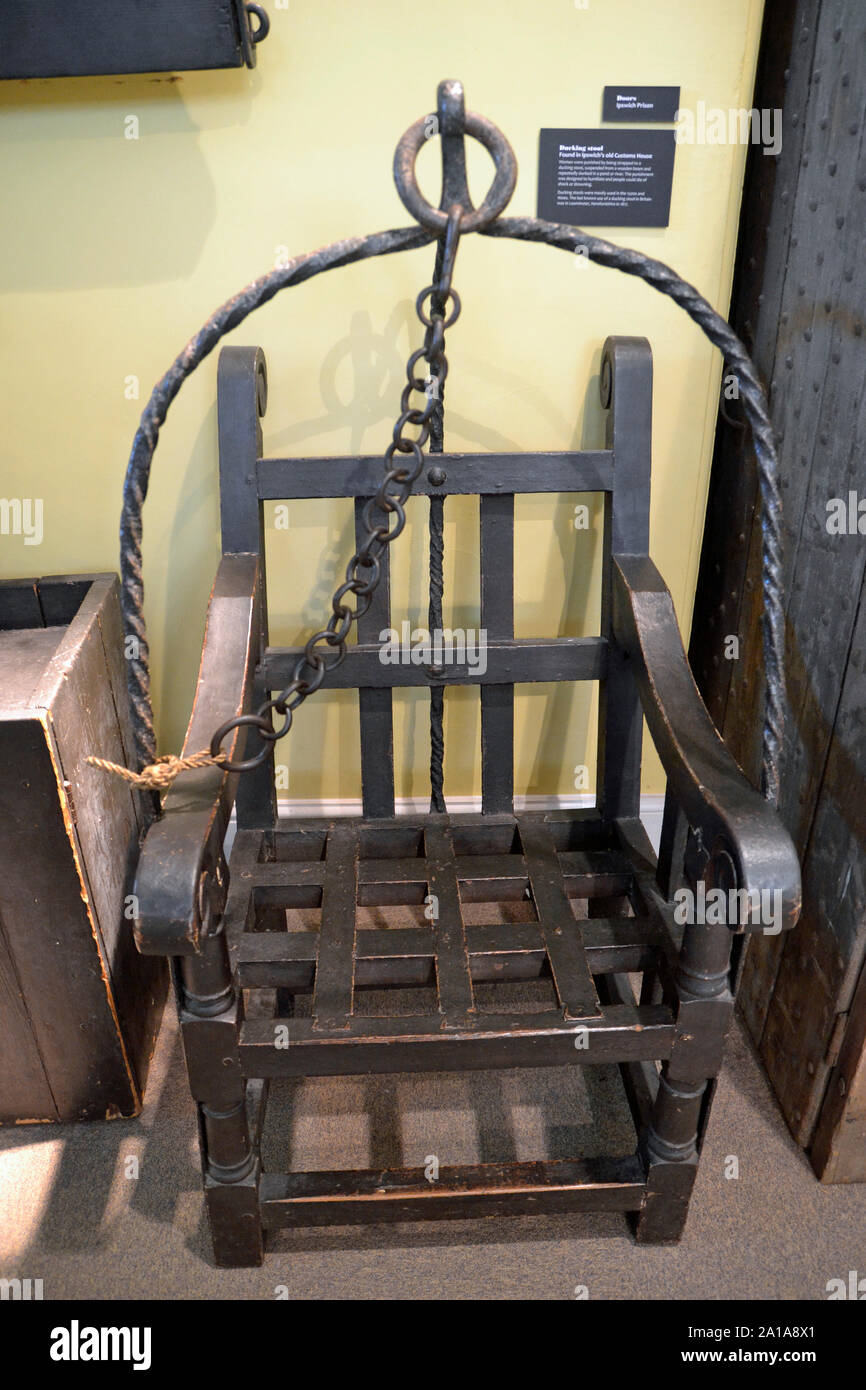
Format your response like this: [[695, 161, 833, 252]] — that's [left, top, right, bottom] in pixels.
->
[[254, 793, 666, 854]]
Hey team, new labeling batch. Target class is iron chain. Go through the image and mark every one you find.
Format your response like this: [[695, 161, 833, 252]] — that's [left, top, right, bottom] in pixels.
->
[[210, 207, 464, 773]]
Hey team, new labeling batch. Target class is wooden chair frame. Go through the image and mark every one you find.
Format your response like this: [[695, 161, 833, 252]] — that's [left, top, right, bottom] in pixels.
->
[[133, 336, 800, 1266]]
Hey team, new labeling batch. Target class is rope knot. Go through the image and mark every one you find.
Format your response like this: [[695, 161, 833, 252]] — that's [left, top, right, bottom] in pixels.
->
[[85, 749, 226, 792]]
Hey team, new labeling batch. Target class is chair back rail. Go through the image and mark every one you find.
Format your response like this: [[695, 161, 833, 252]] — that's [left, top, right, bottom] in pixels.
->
[[216, 337, 653, 828]]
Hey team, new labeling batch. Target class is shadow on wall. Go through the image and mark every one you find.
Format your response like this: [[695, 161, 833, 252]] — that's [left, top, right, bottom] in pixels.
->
[[0, 71, 259, 291]]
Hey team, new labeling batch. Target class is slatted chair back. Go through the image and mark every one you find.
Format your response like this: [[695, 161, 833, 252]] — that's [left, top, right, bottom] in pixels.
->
[[216, 335, 653, 830]]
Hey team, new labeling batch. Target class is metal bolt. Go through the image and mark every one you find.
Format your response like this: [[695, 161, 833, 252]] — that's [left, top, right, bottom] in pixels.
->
[[428, 466, 447, 486]]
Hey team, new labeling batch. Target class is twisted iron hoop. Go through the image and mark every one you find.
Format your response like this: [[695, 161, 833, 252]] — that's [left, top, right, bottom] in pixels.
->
[[120, 223, 785, 807]]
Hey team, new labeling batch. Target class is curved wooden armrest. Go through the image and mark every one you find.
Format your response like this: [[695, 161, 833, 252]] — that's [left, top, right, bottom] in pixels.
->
[[612, 554, 801, 933], [134, 553, 261, 956]]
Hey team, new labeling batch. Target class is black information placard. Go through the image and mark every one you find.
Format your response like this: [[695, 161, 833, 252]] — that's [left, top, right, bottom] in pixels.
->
[[602, 85, 681, 123], [537, 128, 676, 227]]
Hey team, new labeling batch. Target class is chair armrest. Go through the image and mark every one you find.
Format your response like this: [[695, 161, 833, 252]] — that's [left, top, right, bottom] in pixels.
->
[[612, 554, 801, 934], [134, 553, 261, 955]]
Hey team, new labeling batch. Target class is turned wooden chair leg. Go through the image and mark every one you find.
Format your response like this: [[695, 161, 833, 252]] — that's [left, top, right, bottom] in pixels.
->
[[635, 1071, 704, 1242], [180, 929, 264, 1268], [635, 914, 734, 1244]]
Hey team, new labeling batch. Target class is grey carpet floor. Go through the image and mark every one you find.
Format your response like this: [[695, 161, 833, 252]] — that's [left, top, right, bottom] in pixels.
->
[[1, 998, 864, 1301]]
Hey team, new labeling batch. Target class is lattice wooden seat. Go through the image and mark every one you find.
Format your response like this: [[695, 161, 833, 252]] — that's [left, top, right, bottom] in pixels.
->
[[225, 807, 681, 1230], [228, 813, 664, 1060]]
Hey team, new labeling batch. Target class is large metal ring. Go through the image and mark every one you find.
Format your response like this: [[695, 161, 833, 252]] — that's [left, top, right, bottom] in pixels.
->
[[393, 112, 517, 234], [210, 713, 274, 772]]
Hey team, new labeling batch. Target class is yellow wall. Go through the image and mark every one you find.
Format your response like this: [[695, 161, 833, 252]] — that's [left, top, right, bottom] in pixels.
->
[[0, 0, 764, 803]]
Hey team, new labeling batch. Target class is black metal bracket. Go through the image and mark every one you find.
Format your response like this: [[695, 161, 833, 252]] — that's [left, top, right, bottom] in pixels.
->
[[234, 2, 271, 68]]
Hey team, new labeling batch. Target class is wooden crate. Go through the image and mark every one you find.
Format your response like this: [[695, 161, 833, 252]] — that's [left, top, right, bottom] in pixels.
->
[[0, 574, 167, 1123]]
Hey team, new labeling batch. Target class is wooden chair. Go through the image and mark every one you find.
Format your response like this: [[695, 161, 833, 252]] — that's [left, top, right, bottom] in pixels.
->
[[132, 331, 800, 1266]]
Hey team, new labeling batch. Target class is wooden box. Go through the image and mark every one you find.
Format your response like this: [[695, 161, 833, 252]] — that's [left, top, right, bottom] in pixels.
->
[[0, 574, 167, 1124]]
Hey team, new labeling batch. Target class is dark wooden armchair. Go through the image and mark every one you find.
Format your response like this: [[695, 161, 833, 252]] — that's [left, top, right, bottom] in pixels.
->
[[132, 336, 800, 1267]]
